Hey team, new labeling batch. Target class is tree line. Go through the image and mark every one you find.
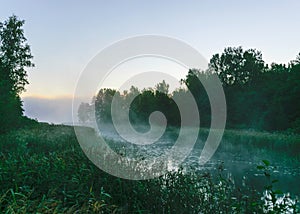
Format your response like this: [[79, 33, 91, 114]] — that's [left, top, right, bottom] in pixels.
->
[[79, 47, 300, 133], [1, 15, 298, 134]]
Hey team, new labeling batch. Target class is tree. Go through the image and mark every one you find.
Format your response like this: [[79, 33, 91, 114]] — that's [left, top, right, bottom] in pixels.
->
[[90, 49, 300, 133], [182, 69, 211, 127], [290, 53, 300, 66], [155, 80, 169, 94], [95, 88, 119, 123], [209, 46, 265, 86], [0, 15, 34, 94], [77, 102, 91, 123], [0, 15, 34, 133]]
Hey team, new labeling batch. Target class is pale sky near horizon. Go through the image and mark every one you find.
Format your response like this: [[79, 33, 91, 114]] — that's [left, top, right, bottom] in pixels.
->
[[1, 1, 300, 123], [1, 0, 300, 99]]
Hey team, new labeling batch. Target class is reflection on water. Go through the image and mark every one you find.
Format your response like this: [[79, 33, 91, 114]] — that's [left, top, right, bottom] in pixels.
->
[[78, 124, 300, 196]]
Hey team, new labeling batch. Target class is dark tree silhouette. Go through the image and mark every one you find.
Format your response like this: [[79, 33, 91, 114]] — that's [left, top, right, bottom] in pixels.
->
[[209, 46, 265, 86], [0, 15, 34, 133], [89, 48, 300, 133]]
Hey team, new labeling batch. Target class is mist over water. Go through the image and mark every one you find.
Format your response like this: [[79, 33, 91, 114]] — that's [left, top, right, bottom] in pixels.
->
[[22, 96, 84, 124], [83, 122, 300, 195]]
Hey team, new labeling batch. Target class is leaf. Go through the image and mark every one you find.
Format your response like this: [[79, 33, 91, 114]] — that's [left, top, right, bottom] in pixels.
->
[[262, 160, 270, 166], [251, 202, 258, 207], [257, 165, 265, 170], [102, 192, 112, 198], [272, 179, 279, 183]]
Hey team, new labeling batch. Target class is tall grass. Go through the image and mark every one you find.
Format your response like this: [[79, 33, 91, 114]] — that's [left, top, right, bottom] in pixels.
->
[[197, 128, 300, 161], [0, 124, 299, 213]]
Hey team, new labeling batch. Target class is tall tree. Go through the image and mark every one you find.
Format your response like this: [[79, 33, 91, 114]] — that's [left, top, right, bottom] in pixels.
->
[[0, 15, 34, 94], [155, 80, 169, 94], [0, 15, 34, 133], [95, 88, 119, 123], [209, 46, 265, 86], [182, 69, 211, 127]]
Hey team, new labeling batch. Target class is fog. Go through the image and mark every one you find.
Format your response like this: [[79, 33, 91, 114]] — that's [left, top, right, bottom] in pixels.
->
[[22, 96, 84, 124], [20, 92, 300, 195], [21, 95, 300, 195], [75, 121, 300, 195]]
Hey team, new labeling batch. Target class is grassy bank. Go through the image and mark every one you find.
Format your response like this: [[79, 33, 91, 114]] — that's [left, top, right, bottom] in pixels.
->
[[197, 128, 300, 160], [0, 123, 299, 213]]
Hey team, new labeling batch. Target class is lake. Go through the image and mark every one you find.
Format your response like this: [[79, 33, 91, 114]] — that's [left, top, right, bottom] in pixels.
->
[[75, 124, 300, 196]]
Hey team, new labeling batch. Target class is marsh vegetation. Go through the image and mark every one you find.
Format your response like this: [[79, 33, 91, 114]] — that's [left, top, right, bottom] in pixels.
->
[[0, 124, 299, 213], [0, 15, 299, 213]]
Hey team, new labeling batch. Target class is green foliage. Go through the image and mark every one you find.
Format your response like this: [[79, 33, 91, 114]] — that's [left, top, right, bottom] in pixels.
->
[[207, 49, 299, 132], [257, 160, 298, 213], [1, 124, 299, 213], [0, 15, 34, 133], [219, 128, 300, 160], [0, 124, 118, 213], [182, 69, 211, 127], [208, 48, 299, 132], [85, 49, 300, 133], [0, 15, 34, 94], [95, 88, 119, 123], [90, 84, 180, 127], [0, 86, 23, 133], [209, 46, 265, 86]]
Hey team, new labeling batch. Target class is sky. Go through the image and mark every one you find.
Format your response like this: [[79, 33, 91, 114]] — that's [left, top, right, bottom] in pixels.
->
[[1, 0, 300, 123]]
